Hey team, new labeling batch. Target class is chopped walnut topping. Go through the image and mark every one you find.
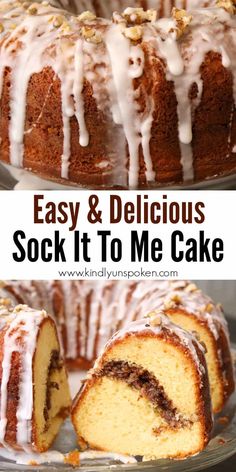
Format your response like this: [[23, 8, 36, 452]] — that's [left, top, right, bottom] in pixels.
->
[[78, 11, 96, 22], [14, 304, 24, 312], [144, 310, 159, 319], [149, 313, 163, 327], [27, 5, 38, 15], [81, 26, 102, 44], [112, 11, 126, 24], [170, 7, 192, 38], [52, 15, 65, 28], [171, 294, 182, 304], [216, 0, 236, 14], [0, 23, 4, 33], [185, 283, 198, 293], [123, 25, 143, 41], [164, 294, 182, 310], [61, 22, 72, 33], [205, 303, 213, 313], [0, 298, 11, 307], [163, 300, 173, 310], [191, 330, 207, 353], [122, 7, 157, 24]]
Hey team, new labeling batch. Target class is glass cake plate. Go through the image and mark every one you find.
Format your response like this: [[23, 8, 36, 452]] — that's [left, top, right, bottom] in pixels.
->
[[0, 348, 235, 472], [1, 162, 236, 190]]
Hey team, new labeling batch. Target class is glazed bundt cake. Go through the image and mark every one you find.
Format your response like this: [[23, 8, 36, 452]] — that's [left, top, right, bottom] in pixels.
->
[[0, 1, 236, 188], [0, 280, 234, 413], [71, 312, 213, 459], [0, 300, 71, 452]]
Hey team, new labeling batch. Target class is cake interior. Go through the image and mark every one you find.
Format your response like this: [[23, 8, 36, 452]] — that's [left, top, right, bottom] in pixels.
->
[[33, 319, 71, 452], [74, 336, 207, 459]]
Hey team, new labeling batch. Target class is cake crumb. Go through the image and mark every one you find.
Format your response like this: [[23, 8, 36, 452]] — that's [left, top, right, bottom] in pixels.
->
[[64, 450, 80, 467], [218, 438, 226, 445], [218, 416, 229, 425]]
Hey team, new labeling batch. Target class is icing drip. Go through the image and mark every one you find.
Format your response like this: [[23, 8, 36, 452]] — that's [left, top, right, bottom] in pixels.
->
[[0, 305, 47, 451], [73, 40, 89, 148], [105, 25, 156, 187], [105, 24, 141, 188]]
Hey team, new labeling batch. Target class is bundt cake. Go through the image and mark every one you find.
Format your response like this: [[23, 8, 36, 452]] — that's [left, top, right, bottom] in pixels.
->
[[0, 299, 71, 452], [0, 1, 236, 188], [71, 312, 213, 459], [0, 280, 234, 413]]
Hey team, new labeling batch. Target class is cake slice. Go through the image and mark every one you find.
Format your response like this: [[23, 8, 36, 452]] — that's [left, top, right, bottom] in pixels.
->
[[72, 312, 213, 460], [0, 300, 71, 452], [160, 283, 235, 413]]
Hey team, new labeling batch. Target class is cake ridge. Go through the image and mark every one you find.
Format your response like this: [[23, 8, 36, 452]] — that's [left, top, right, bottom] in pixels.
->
[[0, 300, 71, 452], [0, 303, 48, 451]]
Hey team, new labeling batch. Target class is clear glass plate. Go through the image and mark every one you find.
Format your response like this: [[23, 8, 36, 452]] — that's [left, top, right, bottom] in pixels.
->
[[0, 348, 235, 472], [1, 162, 236, 190]]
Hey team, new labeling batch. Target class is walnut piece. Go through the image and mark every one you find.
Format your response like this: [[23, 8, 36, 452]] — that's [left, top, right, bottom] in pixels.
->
[[0, 298, 11, 307], [81, 26, 102, 44], [148, 311, 163, 327], [205, 303, 213, 313], [123, 25, 143, 41], [216, 0, 236, 14], [171, 7, 192, 38], [27, 5, 38, 15], [122, 7, 157, 24], [164, 293, 182, 310], [185, 283, 198, 293], [53, 15, 65, 28], [78, 11, 96, 22]]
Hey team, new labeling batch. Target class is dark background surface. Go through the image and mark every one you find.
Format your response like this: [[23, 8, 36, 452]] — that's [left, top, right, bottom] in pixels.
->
[[209, 316, 236, 471]]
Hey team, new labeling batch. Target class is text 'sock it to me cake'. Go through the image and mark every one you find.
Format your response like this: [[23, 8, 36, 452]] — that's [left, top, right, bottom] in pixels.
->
[[0, 0, 236, 188]]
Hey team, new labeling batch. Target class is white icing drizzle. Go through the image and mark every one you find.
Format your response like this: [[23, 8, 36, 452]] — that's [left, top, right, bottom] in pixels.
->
[[0, 2, 236, 186], [0, 446, 137, 465], [0, 305, 47, 451], [73, 39, 89, 148], [105, 24, 141, 188]]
